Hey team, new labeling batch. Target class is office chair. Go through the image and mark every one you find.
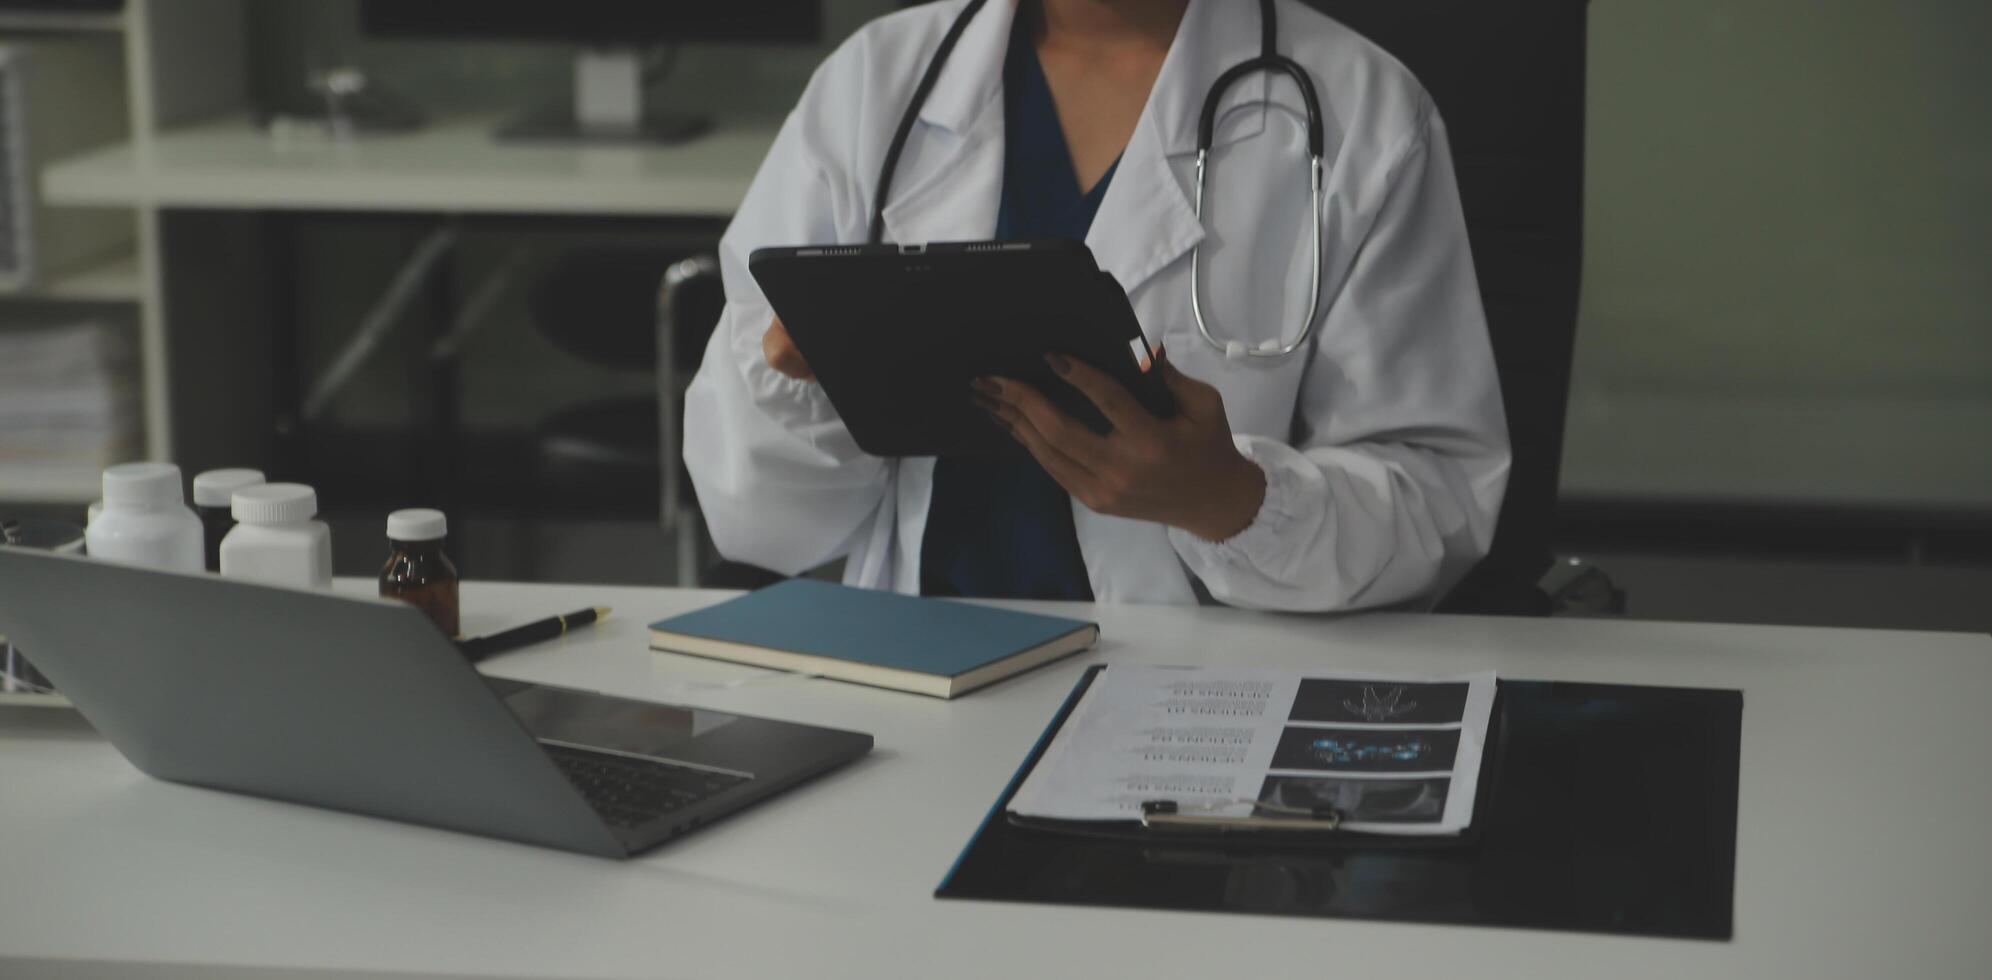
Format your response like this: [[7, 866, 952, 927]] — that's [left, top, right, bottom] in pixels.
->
[[655, 255, 732, 585], [1303, 0, 1595, 615], [526, 247, 668, 510], [525, 245, 726, 583]]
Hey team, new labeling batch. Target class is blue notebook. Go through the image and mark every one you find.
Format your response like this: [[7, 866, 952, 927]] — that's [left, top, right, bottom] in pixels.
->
[[648, 580, 1099, 699]]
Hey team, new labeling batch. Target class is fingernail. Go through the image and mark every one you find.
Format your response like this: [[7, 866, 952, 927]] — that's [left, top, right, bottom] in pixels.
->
[[1046, 353, 1072, 376], [970, 377, 1001, 396], [970, 392, 1003, 416]]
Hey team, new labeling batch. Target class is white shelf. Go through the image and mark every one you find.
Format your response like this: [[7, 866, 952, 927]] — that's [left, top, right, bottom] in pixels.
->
[[0, 10, 126, 34], [42, 112, 780, 216], [0, 468, 102, 505], [6, 251, 141, 302], [0, 691, 72, 709]]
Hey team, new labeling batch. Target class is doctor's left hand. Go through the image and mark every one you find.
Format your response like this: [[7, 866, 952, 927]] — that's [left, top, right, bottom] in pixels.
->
[[974, 353, 1267, 543]]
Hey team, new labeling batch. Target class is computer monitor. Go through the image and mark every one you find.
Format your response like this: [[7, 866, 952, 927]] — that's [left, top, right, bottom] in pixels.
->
[[358, 1, 824, 144]]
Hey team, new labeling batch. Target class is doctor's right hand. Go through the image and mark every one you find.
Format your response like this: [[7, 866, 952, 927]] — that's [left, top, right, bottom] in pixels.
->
[[762, 316, 815, 381]]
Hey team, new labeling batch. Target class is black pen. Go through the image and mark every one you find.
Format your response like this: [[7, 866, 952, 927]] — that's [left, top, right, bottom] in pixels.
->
[[457, 606, 611, 662]]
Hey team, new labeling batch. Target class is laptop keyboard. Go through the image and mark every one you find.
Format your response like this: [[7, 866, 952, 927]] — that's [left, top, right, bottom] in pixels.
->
[[543, 743, 751, 829]]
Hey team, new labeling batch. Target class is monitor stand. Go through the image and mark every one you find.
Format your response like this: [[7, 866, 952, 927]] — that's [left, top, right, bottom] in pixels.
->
[[495, 48, 711, 146]]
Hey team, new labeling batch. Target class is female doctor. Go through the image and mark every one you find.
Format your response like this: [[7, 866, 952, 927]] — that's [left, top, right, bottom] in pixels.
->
[[684, 0, 1510, 612]]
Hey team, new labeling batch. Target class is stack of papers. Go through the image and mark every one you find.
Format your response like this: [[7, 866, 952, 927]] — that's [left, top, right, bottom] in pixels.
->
[[0, 321, 139, 483], [1010, 666, 1497, 835]]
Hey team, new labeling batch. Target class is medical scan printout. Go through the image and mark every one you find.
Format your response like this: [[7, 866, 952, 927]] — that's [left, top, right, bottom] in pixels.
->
[[1009, 667, 1497, 835]]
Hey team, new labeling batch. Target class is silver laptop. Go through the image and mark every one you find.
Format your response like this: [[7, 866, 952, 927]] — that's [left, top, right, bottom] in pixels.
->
[[0, 549, 871, 858]]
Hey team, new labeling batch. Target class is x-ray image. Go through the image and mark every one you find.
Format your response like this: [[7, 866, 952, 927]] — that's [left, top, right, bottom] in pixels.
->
[[1256, 775, 1450, 824], [1008, 667, 1494, 835], [1269, 727, 1461, 773], [1288, 680, 1468, 725]]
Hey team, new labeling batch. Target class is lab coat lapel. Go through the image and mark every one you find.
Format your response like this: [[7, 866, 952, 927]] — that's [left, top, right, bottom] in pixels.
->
[[876, 118, 1005, 245], [1084, 0, 1270, 315], [1085, 121, 1201, 313], [1076, 0, 1271, 605], [877, 0, 1014, 246]]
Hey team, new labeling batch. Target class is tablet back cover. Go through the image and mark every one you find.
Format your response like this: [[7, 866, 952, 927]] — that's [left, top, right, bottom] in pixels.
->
[[749, 240, 1170, 458]]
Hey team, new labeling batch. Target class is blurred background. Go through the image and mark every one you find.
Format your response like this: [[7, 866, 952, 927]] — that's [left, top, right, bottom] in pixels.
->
[[0, 0, 1985, 630]]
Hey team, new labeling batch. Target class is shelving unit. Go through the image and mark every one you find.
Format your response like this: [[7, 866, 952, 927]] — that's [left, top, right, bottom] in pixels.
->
[[28, 0, 770, 510], [17, 250, 141, 302], [0, 466, 105, 505], [0, 9, 125, 34], [0, 691, 71, 707], [0, 0, 246, 506]]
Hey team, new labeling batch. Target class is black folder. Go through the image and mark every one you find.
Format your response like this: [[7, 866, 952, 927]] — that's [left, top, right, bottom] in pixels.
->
[[937, 665, 1743, 941]]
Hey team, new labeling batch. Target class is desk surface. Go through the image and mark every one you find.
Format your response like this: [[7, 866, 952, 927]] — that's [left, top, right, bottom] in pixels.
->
[[42, 114, 781, 216], [2, 583, 1988, 980]]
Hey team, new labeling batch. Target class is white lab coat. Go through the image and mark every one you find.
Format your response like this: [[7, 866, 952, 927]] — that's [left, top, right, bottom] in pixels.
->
[[684, 0, 1509, 611]]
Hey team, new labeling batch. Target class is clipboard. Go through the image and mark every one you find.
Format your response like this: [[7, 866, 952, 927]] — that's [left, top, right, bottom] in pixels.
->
[[937, 665, 1745, 940], [995, 665, 1504, 849]]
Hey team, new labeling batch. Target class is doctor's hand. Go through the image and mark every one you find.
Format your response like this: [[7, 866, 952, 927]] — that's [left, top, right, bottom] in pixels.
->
[[974, 353, 1267, 543], [762, 316, 815, 380]]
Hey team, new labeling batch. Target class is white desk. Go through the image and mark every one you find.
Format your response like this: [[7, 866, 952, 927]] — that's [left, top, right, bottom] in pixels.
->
[[43, 114, 781, 217], [3, 584, 1989, 980]]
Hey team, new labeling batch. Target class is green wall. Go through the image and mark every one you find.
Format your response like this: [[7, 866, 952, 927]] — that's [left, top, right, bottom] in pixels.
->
[[1576, 0, 1991, 399]]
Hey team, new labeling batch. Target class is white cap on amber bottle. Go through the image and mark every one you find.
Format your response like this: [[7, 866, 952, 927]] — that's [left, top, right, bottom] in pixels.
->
[[386, 508, 447, 542]]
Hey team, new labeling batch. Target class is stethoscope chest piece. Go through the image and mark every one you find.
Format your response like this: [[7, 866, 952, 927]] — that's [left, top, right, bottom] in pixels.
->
[[1191, 148, 1325, 363], [1187, 3, 1329, 363]]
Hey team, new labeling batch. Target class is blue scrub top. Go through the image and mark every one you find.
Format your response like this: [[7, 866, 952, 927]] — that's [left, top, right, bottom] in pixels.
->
[[919, 17, 1122, 601]]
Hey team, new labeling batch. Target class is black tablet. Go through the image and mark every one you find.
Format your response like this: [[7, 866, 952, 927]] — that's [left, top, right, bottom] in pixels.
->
[[748, 239, 1175, 458]]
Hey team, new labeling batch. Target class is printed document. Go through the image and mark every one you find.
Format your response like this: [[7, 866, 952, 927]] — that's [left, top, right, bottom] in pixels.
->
[[1009, 667, 1497, 835]]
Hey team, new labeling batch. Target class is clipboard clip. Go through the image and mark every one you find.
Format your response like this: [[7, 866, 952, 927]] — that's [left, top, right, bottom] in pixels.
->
[[1139, 799, 1345, 834]]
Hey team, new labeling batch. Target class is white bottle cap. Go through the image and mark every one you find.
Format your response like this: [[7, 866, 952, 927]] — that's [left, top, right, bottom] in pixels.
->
[[102, 462, 186, 510], [232, 483, 319, 525], [387, 508, 447, 542], [192, 468, 266, 507]]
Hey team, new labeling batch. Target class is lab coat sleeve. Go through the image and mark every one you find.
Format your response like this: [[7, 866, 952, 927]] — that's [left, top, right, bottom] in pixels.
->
[[682, 99, 891, 575], [1168, 101, 1511, 611]]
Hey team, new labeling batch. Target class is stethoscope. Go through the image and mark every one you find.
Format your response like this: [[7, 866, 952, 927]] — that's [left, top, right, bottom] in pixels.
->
[[868, 0, 1327, 361]]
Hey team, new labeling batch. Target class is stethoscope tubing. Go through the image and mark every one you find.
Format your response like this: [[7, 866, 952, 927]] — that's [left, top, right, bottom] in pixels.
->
[[1190, 147, 1324, 360], [871, 0, 1328, 362]]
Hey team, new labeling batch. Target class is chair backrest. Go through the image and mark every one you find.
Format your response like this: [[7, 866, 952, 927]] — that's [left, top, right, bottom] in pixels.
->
[[528, 246, 675, 367], [662, 257, 727, 369], [1303, 0, 1590, 614]]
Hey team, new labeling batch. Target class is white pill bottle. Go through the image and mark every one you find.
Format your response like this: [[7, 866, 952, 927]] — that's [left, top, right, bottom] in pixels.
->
[[219, 483, 333, 589], [84, 462, 204, 572]]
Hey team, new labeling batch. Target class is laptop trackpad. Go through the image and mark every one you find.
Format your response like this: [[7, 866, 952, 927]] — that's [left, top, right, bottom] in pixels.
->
[[503, 685, 738, 761]]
